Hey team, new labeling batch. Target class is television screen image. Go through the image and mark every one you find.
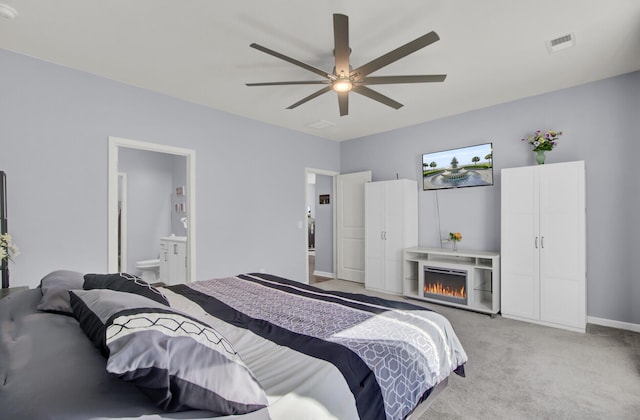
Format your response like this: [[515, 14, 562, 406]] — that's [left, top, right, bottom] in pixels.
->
[[422, 143, 493, 191]]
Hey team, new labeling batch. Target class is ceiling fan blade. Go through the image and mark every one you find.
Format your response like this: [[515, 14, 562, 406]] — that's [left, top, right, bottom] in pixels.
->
[[333, 14, 350, 77], [352, 86, 403, 110], [250, 43, 331, 79], [286, 86, 333, 110], [359, 74, 447, 85], [337, 91, 349, 116], [246, 81, 329, 86], [350, 31, 440, 80]]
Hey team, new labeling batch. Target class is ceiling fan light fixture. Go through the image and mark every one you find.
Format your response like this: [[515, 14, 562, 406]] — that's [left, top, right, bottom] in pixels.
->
[[332, 78, 353, 92], [247, 14, 445, 115]]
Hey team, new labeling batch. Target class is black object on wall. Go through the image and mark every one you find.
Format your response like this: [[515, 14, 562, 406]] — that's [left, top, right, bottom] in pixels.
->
[[1, 171, 8, 288]]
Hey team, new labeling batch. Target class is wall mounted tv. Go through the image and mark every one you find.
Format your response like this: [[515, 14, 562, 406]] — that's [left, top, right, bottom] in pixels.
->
[[422, 142, 493, 191]]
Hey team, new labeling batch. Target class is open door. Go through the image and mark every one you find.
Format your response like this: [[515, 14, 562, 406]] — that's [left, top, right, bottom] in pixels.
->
[[336, 171, 371, 283]]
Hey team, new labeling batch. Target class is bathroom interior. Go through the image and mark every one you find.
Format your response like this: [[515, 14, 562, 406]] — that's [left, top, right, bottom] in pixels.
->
[[118, 147, 188, 285], [306, 172, 333, 284]]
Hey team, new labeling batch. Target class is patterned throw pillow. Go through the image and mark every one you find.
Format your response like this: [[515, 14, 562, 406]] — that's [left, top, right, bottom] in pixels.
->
[[83, 272, 169, 306], [70, 288, 168, 357], [69, 289, 268, 415]]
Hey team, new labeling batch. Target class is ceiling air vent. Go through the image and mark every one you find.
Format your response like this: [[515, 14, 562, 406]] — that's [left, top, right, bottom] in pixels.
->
[[546, 33, 575, 54], [307, 120, 336, 129]]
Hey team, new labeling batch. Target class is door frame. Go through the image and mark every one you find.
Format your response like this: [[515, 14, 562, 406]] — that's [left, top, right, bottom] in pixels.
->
[[118, 172, 128, 272], [108, 136, 197, 282], [304, 168, 339, 284]]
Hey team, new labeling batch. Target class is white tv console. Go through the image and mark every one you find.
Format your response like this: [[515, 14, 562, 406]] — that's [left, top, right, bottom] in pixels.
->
[[403, 247, 500, 315]]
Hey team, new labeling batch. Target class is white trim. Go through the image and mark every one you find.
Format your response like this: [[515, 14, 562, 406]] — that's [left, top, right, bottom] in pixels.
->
[[304, 168, 339, 285], [313, 270, 335, 279], [118, 172, 127, 272], [587, 316, 640, 333], [108, 136, 196, 283]]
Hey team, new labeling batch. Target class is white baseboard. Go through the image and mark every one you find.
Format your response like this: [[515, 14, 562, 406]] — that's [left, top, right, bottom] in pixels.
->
[[313, 270, 334, 279], [587, 316, 640, 333]]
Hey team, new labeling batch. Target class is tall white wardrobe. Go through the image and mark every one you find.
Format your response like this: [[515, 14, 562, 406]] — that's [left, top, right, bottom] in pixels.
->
[[364, 179, 418, 295], [501, 161, 586, 332]]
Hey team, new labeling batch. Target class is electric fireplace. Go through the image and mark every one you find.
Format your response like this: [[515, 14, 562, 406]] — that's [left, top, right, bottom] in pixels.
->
[[422, 266, 468, 305]]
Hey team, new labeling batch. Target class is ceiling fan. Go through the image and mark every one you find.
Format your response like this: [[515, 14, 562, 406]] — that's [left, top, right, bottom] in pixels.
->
[[246, 13, 446, 117]]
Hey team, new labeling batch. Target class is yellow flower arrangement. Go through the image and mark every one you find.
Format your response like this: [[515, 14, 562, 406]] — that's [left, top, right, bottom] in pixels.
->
[[0, 233, 19, 263], [449, 232, 462, 242]]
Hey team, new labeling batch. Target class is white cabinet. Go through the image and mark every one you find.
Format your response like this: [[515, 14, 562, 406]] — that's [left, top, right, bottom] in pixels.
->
[[365, 179, 418, 295], [501, 161, 586, 332], [159, 236, 187, 285]]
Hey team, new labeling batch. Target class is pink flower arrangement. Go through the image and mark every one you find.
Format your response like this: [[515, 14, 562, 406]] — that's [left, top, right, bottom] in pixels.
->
[[522, 129, 562, 152]]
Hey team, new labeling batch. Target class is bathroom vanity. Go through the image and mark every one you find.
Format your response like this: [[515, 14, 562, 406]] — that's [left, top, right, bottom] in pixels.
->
[[159, 235, 187, 285]]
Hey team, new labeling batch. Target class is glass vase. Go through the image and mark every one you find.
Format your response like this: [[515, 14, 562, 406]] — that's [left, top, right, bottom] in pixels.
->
[[535, 150, 546, 165], [452, 241, 458, 251]]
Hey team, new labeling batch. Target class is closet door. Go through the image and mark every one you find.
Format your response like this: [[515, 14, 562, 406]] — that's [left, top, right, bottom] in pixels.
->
[[364, 182, 385, 291], [382, 181, 405, 295], [501, 166, 539, 320], [365, 179, 417, 295], [538, 162, 585, 329]]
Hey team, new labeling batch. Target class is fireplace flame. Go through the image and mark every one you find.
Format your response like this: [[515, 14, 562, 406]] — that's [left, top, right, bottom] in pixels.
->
[[424, 282, 466, 299]]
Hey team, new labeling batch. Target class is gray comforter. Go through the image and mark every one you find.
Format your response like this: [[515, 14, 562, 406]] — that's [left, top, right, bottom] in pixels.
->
[[0, 275, 466, 420]]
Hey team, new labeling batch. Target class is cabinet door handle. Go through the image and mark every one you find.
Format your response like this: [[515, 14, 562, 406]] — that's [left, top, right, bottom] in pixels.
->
[[174, 244, 178, 254], [541, 236, 544, 248], [535, 237, 538, 249], [164, 251, 168, 262], [383, 231, 387, 240], [380, 231, 384, 240]]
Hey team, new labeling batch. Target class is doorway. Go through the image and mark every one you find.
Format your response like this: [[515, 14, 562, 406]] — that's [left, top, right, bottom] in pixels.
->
[[108, 136, 197, 283], [305, 168, 338, 284]]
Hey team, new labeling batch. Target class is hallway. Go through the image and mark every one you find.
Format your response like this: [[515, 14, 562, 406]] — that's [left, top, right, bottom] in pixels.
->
[[308, 250, 331, 284]]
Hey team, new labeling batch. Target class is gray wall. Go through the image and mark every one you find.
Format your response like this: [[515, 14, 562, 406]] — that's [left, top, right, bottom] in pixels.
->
[[0, 48, 340, 286], [1, 45, 638, 326], [341, 70, 640, 325], [314, 174, 333, 274]]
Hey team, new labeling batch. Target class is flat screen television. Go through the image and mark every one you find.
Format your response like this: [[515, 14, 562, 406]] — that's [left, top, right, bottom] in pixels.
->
[[422, 142, 493, 191]]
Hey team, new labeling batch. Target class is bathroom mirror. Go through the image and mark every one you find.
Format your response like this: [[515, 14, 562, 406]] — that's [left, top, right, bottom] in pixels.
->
[[108, 136, 196, 284]]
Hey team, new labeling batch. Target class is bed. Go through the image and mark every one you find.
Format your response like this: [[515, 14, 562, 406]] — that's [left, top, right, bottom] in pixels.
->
[[0, 271, 467, 420]]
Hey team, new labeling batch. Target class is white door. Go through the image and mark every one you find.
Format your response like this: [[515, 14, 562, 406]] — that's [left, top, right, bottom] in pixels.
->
[[383, 182, 405, 294], [538, 162, 586, 328], [501, 166, 539, 319], [337, 171, 371, 282], [364, 182, 385, 290]]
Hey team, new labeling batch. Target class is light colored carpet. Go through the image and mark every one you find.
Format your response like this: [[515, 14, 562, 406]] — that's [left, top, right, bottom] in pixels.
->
[[314, 279, 640, 420]]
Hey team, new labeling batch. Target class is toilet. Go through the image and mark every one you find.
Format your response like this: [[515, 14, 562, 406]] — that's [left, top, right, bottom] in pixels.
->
[[135, 258, 161, 284]]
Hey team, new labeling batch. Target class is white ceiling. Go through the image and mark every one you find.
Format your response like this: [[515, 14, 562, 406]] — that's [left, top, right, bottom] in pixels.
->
[[1, 1, 639, 141]]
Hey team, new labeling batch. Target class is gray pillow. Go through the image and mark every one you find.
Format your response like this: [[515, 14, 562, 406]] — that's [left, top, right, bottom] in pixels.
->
[[37, 270, 85, 315]]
